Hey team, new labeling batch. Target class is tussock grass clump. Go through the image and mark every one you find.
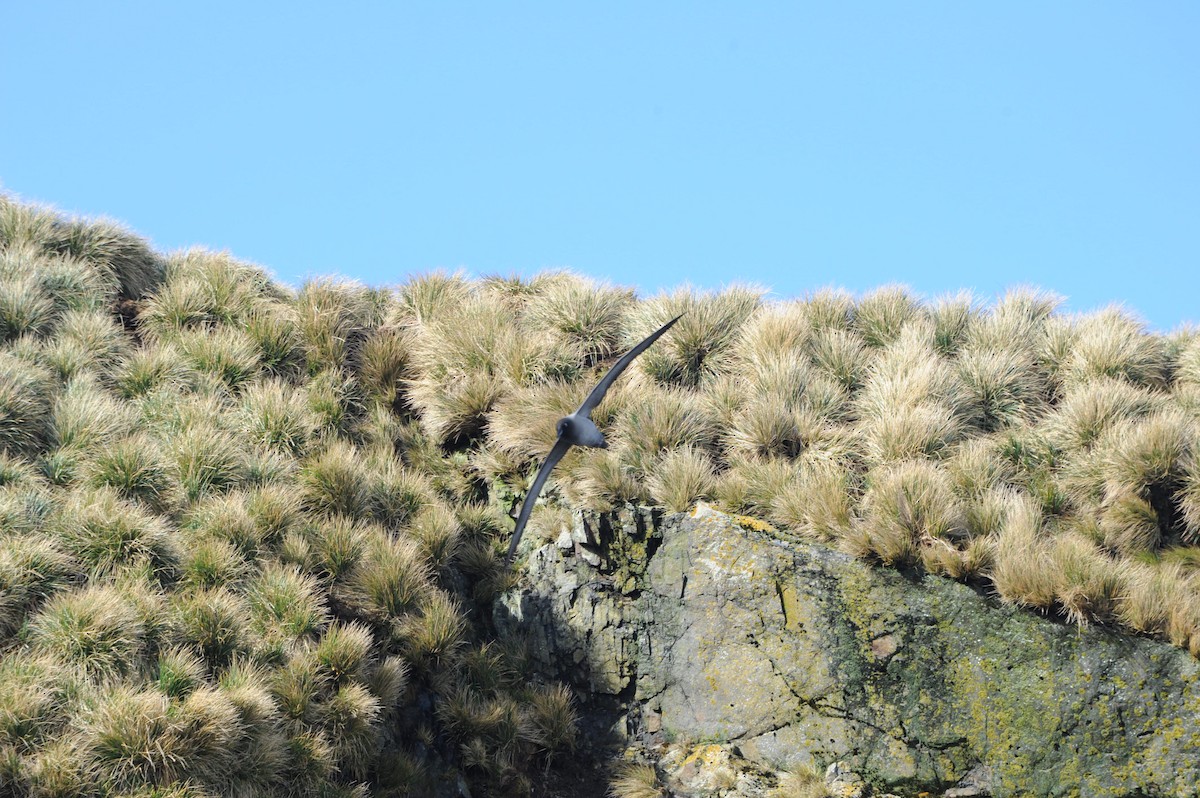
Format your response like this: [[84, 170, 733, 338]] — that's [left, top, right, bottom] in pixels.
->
[[54, 487, 180, 578], [609, 762, 665, 798], [47, 216, 164, 300], [51, 376, 136, 453], [29, 585, 149, 678], [1062, 306, 1168, 389], [1049, 533, 1128, 626], [0, 352, 55, 456], [648, 445, 718, 513], [44, 307, 131, 379], [395, 269, 473, 324], [0, 536, 78, 638], [525, 273, 636, 365], [769, 456, 856, 541], [929, 291, 979, 356], [168, 425, 249, 504], [488, 380, 590, 461], [169, 587, 255, 670], [356, 325, 414, 408], [407, 295, 561, 446], [613, 385, 720, 476], [955, 347, 1045, 431], [988, 491, 1058, 610], [248, 564, 330, 644], [81, 433, 179, 510], [299, 440, 372, 518], [855, 328, 970, 464], [238, 378, 320, 456], [142, 249, 274, 335], [0, 269, 56, 343], [293, 278, 378, 375], [847, 460, 964, 566], [807, 326, 871, 391], [852, 284, 924, 348], [172, 326, 261, 389], [627, 285, 761, 387], [401, 590, 467, 670], [111, 342, 199, 399]]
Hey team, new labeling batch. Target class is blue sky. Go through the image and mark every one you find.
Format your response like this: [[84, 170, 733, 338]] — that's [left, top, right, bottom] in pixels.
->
[[2, 3, 1197, 330]]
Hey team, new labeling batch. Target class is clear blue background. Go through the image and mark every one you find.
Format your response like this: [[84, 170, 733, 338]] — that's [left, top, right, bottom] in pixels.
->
[[3, 3, 1197, 330]]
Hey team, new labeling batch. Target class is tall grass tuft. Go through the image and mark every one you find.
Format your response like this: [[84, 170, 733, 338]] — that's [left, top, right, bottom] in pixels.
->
[[0, 536, 78, 638], [407, 295, 551, 446], [54, 487, 181, 579], [294, 278, 375, 374], [168, 425, 248, 504], [300, 439, 372, 517], [488, 380, 591, 461], [1063, 306, 1168, 389], [989, 491, 1058, 610], [51, 376, 136, 453], [613, 385, 720, 476], [1041, 378, 1159, 454], [395, 270, 473, 324], [82, 433, 179, 511], [955, 347, 1045, 432], [647, 445, 718, 513], [855, 327, 969, 464], [524, 273, 635, 365], [402, 590, 467, 670], [111, 342, 199, 399], [343, 535, 431, 625], [0, 271, 56, 343], [609, 763, 665, 798], [0, 352, 55, 455], [852, 284, 923, 348], [929, 291, 979, 356], [769, 456, 856, 541], [49, 216, 164, 300], [627, 285, 761, 388], [247, 563, 330, 645], [29, 585, 148, 678], [409, 502, 464, 572], [169, 587, 254, 670], [1050, 533, 1128, 625], [356, 325, 414, 408], [43, 308, 131, 380], [239, 378, 320, 456], [807, 327, 871, 391], [847, 460, 964, 565]]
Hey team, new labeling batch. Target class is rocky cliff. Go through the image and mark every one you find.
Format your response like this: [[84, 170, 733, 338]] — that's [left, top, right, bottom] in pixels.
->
[[496, 504, 1200, 798]]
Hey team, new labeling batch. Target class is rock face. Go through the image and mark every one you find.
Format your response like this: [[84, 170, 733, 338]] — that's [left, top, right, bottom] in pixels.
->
[[495, 504, 1200, 797]]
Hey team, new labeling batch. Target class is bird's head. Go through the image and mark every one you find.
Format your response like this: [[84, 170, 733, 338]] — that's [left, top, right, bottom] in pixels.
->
[[557, 415, 607, 448]]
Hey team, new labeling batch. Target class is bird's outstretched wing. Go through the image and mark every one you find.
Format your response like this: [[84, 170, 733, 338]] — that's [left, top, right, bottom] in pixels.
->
[[578, 315, 683, 416], [504, 436, 573, 564]]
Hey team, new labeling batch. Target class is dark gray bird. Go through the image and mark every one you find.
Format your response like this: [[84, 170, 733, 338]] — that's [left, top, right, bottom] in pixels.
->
[[504, 314, 683, 564]]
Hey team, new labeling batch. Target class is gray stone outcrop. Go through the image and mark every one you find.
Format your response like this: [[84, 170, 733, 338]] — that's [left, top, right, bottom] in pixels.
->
[[495, 504, 1200, 797]]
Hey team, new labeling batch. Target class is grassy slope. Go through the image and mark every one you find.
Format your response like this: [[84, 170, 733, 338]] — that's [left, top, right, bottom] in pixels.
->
[[2, 195, 1200, 795]]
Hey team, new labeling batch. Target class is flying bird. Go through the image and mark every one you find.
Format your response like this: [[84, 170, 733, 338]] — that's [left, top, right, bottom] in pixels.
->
[[504, 314, 683, 565]]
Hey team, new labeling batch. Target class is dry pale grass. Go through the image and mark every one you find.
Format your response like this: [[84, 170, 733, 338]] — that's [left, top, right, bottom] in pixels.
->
[[852, 284, 924, 348], [848, 460, 964, 565], [626, 284, 761, 388], [1062, 306, 1168, 390], [648, 445, 718, 512], [609, 762, 664, 798], [988, 490, 1058, 611]]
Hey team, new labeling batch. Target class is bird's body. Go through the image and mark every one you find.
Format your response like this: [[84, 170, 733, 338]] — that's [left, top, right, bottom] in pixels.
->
[[504, 315, 682, 564]]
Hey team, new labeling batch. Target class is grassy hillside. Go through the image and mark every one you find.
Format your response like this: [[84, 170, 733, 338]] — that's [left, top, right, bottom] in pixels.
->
[[2, 194, 1200, 796]]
